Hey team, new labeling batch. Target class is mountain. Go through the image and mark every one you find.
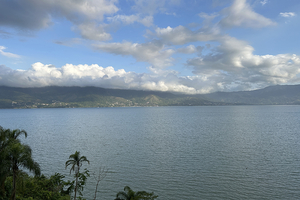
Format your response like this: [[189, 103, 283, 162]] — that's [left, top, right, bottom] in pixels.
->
[[0, 86, 225, 108], [204, 84, 300, 105], [1, 84, 300, 108]]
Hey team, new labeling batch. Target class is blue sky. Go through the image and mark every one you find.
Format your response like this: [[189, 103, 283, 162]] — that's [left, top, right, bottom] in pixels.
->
[[0, 0, 299, 94]]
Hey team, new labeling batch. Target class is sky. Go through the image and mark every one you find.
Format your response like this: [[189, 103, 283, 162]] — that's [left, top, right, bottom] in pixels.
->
[[0, 0, 300, 94]]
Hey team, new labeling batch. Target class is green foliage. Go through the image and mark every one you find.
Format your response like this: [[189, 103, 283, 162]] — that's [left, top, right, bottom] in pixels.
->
[[1, 126, 158, 200], [65, 151, 90, 200], [0, 86, 226, 108], [0, 126, 71, 200], [0, 127, 33, 199], [7, 139, 40, 200], [3, 172, 71, 200], [0, 99, 12, 108], [115, 186, 158, 200], [65, 169, 90, 198]]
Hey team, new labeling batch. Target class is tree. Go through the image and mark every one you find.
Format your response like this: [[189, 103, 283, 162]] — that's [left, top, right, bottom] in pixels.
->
[[65, 151, 90, 200], [0, 126, 10, 197], [93, 167, 108, 200], [7, 128, 27, 141], [19, 172, 70, 200], [8, 142, 41, 200], [115, 186, 158, 200], [0, 127, 30, 198]]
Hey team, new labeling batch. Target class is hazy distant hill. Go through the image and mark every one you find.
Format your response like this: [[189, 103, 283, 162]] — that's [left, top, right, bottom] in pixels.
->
[[0, 86, 224, 108], [204, 84, 300, 105], [1, 84, 300, 108]]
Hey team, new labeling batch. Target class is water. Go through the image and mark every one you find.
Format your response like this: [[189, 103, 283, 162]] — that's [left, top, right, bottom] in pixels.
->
[[1, 106, 300, 199]]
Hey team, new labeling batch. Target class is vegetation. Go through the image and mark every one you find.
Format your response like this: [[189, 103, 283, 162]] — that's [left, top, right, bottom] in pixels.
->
[[0, 86, 229, 109], [0, 126, 69, 200], [92, 167, 108, 200], [115, 186, 158, 200], [2, 84, 300, 108], [0, 126, 158, 200], [65, 151, 90, 200]]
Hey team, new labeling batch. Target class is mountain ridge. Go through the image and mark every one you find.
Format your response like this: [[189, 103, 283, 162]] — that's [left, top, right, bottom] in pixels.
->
[[0, 86, 221, 108], [0, 84, 300, 108], [205, 84, 300, 105]]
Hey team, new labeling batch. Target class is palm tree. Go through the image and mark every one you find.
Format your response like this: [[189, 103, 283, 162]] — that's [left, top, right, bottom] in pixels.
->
[[7, 128, 27, 141], [115, 186, 158, 200], [65, 151, 90, 200], [0, 126, 10, 197], [0, 127, 27, 154], [0, 127, 29, 198], [8, 142, 41, 200]]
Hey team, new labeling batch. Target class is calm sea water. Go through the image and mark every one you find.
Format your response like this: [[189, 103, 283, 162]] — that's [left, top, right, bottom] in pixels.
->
[[1, 106, 300, 200]]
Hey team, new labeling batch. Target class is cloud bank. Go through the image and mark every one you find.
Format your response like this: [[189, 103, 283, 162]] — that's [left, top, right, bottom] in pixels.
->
[[1, 52, 300, 94], [0, 0, 299, 94]]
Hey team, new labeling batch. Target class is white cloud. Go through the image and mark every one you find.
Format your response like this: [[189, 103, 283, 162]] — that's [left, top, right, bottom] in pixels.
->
[[48, 0, 118, 41], [54, 38, 82, 46], [220, 0, 276, 28], [154, 25, 219, 45], [76, 23, 111, 41], [0, 46, 20, 58], [47, 0, 119, 22], [186, 36, 300, 91], [2, 47, 300, 94], [198, 12, 219, 23], [0, 0, 119, 30], [0, 62, 212, 94], [0, 0, 118, 41], [131, 0, 181, 15], [107, 15, 153, 27], [260, 0, 268, 6], [280, 12, 296, 18], [93, 40, 175, 68], [1, 0, 298, 94], [177, 45, 197, 54]]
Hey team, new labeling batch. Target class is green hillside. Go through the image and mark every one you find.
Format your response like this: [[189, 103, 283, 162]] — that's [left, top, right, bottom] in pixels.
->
[[0, 86, 226, 108], [204, 84, 300, 105], [1, 84, 299, 108]]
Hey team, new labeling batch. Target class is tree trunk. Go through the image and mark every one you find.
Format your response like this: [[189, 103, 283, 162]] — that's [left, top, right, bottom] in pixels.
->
[[0, 174, 8, 198], [74, 172, 78, 200], [94, 180, 99, 200], [10, 162, 17, 200]]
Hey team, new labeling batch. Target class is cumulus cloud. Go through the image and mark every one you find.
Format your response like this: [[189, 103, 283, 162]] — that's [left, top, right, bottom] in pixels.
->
[[280, 12, 296, 18], [1, 0, 298, 94], [187, 36, 300, 91], [220, 0, 276, 28], [0, 46, 20, 58], [93, 40, 175, 68], [1, 51, 300, 94], [0, 62, 211, 94]]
